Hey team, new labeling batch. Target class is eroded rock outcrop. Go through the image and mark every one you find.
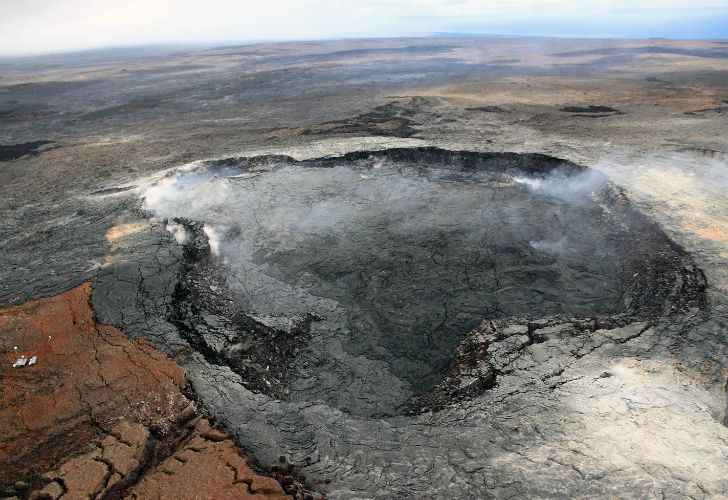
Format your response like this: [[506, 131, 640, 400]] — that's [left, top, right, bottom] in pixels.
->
[[0, 284, 304, 499]]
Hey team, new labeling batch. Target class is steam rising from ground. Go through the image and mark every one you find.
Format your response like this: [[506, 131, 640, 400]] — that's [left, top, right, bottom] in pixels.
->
[[165, 222, 188, 244], [529, 237, 570, 255], [202, 225, 223, 257], [513, 168, 608, 202]]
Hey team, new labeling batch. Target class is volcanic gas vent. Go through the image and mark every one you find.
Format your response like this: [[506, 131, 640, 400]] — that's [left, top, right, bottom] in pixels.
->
[[144, 148, 705, 417]]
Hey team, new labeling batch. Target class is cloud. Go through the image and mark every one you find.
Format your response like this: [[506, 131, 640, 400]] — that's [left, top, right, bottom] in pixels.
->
[[0, 0, 726, 56]]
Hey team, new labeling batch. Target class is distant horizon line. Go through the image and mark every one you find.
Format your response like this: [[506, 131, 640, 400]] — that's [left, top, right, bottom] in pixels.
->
[[2, 31, 727, 60]]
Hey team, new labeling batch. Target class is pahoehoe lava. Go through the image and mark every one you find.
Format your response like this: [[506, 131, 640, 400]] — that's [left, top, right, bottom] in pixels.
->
[[144, 147, 706, 418]]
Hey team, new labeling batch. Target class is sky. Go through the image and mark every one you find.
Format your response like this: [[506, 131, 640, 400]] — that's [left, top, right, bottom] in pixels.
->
[[1, 0, 727, 57]]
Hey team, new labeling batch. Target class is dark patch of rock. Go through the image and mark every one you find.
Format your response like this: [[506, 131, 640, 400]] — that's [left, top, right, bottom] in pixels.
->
[[0, 141, 52, 162], [301, 98, 425, 137], [465, 105, 506, 113], [560, 105, 621, 115]]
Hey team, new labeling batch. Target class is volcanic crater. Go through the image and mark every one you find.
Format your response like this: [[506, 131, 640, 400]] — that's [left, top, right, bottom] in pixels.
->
[[142, 148, 706, 418]]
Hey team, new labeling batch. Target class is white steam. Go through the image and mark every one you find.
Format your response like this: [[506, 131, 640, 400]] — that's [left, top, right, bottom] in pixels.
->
[[165, 222, 188, 244], [141, 161, 249, 257], [513, 168, 608, 203], [139, 159, 621, 268], [203, 225, 223, 257], [529, 237, 570, 255]]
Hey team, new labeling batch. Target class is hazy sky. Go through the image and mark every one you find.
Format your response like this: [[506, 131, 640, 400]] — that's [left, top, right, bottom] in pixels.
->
[[1, 0, 727, 56]]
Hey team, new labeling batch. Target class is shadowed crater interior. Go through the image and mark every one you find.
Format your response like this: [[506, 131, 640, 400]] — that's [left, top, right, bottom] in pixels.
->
[[143, 148, 705, 417]]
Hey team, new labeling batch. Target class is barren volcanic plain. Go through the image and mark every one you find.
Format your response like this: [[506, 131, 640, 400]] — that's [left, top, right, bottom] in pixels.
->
[[2, 36, 728, 498]]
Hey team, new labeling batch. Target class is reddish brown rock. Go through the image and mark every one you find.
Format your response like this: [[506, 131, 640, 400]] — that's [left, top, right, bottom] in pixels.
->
[[45, 451, 109, 500], [128, 419, 289, 499], [0, 284, 295, 499], [0, 283, 187, 488]]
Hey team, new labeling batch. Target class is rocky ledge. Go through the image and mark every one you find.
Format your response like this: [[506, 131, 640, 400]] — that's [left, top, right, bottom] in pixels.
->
[[0, 284, 321, 500]]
